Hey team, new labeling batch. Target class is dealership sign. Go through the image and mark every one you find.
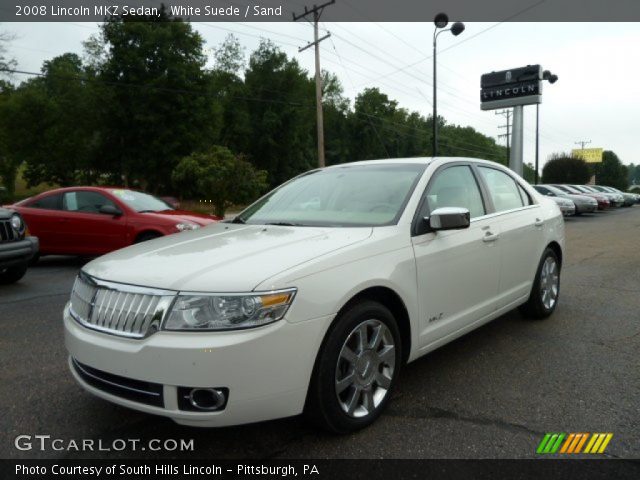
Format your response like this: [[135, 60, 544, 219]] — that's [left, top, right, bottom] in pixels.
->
[[572, 148, 603, 163], [480, 65, 543, 110]]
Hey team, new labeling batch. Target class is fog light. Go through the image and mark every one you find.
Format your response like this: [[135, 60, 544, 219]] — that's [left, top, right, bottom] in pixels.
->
[[178, 387, 228, 411]]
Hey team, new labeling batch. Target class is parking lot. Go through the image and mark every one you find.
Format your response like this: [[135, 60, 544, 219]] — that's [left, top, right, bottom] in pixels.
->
[[1, 206, 639, 459]]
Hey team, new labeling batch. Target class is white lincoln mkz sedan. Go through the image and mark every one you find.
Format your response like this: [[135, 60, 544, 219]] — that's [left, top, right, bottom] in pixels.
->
[[64, 157, 564, 432]]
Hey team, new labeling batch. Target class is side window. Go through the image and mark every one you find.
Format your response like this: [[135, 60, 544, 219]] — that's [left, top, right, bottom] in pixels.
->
[[478, 167, 524, 212], [28, 193, 63, 210], [518, 184, 533, 205], [423, 165, 486, 219], [63, 191, 115, 214], [535, 186, 550, 195]]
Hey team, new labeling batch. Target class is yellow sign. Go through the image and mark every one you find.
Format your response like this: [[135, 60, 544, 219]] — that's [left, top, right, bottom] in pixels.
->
[[572, 148, 603, 163]]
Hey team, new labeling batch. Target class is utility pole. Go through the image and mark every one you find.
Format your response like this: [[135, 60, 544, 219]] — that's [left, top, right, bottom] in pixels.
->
[[496, 109, 512, 164], [294, 0, 335, 168], [575, 140, 591, 151], [575, 140, 593, 184]]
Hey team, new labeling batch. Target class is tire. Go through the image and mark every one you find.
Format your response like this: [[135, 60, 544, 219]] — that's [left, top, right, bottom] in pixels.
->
[[519, 247, 561, 320], [0, 264, 28, 284], [305, 300, 402, 433], [135, 232, 162, 243]]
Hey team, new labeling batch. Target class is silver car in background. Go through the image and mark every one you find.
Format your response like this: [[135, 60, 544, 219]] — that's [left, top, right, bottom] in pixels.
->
[[577, 185, 624, 207], [591, 186, 636, 207], [531, 186, 574, 216], [533, 185, 597, 215]]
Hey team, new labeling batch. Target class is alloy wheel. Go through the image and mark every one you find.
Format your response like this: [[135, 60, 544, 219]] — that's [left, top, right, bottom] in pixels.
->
[[540, 256, 559, 310], [335, 319, 396, 418]]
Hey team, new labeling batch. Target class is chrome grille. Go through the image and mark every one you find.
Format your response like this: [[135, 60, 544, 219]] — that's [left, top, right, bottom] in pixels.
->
[[69, 274, 176, 339], [0, 219, 16, 242]]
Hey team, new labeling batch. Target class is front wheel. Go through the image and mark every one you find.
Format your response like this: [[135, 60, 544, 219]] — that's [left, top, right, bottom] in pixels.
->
[[305, 300, 402, 433], [519, 247, 561, 320], [0, 264, 28, 284]]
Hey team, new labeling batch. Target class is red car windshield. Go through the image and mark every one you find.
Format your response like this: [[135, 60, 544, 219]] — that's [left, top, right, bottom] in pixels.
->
[[109, 189, 173, 213]]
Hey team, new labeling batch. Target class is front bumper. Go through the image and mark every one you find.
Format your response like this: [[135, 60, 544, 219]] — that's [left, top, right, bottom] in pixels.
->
[[575, 202, 597, 214], [559, 204, 575, 216], [0, 236, 38, 268], [64, 304, 333, 427]]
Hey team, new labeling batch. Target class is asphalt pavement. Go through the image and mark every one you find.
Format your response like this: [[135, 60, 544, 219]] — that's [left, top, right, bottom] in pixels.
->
[[1, 207, 638, 459]]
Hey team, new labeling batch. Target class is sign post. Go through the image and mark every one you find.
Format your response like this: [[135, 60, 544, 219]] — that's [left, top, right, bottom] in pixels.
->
[[480, 65, 543, 176]]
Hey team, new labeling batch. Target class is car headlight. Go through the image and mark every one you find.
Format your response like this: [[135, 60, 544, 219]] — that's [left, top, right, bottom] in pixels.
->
[[163, 289, 297, 331], [10, 214, 24, 232], [176, 222, 199, 231]]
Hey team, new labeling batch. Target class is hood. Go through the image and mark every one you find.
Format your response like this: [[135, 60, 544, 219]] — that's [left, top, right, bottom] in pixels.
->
[[83, 223, 373, 292], [140, 209, 221, 225]]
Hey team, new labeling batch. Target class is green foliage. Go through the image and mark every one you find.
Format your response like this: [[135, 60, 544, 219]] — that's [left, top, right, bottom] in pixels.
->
[[542, 153, 591, 184], [172, 146, 267, 217], [627, 163, 640, 188], [594, 150, 628, 190], [213, 34, 245, 74], [94, 8, 218, 191], [0, 19, 520, 201]]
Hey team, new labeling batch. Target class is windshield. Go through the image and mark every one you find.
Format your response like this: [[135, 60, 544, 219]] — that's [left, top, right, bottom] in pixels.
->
[[236, 163, 426, 227], [540, 185, 566, 196], [109, 189, 173, 212]]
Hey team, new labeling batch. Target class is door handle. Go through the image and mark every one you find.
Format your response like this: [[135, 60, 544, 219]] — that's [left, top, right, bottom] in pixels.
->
[[534, 218, 544, 227], [482, 232, 499, 243]]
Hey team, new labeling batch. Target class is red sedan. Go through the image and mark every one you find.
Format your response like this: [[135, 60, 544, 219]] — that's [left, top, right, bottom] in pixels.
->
[[9, 187, 220, 258]]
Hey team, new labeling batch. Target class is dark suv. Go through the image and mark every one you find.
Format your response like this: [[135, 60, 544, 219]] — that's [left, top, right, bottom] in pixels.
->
[[0, 207, 39, 284]]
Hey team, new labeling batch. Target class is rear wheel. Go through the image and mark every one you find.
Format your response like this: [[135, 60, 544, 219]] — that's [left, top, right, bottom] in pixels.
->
[[305, 300, 402, 433], [0, 264, 28, 284], [519, 247, 560, 320]]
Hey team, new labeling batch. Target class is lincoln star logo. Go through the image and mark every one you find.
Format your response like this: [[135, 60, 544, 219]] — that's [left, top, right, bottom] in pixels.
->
[[505, 71, 512, 82]]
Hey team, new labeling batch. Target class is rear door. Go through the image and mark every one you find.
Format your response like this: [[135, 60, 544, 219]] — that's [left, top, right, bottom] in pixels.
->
[[476, 166, 544, 309], [411, 164, 501, 348], [20, 193, 65, 253]]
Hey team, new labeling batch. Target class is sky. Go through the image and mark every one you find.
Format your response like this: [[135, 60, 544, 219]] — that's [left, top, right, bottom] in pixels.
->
[[3, 21, 640, 167]]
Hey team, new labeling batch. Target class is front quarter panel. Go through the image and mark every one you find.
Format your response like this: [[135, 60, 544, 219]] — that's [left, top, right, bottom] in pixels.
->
[[255, 226, 421, 361]]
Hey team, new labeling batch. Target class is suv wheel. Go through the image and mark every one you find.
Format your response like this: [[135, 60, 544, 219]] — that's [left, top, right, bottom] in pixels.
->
[[305, 300, 402, 433], [0, 264, 28, 284]]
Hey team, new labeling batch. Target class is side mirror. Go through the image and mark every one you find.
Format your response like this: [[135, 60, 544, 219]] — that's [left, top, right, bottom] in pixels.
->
[[427, 207, 470, 231], [99, 204, 122, 216]]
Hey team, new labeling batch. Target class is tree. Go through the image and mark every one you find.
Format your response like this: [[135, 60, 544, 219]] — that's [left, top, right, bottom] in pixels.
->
[[213, 34, 245, 74], [627, 163, 640, 187], [594, 150, 628, 190], [0, 30, 16, 78], [172, 146, 267, 217], [9, 54, 100, 187], [93, 8, 219, 191], [243, 40, 315, 188], [542, 154, 591, 184]]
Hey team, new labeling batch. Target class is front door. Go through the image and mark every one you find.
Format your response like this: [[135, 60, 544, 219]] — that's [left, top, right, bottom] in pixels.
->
[[411, 164, 501, 350]]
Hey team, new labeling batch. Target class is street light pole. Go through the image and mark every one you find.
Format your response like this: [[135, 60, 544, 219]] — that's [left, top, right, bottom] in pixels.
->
[[432, 33, 438, 157], [535, 104, 540, 184], [432, 14, 464, 158]]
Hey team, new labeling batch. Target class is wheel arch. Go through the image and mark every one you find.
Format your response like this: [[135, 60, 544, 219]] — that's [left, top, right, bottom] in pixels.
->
[[333, 286, 412, 365], [134, 229, 164, 243], [546, 241, 563, 267]]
